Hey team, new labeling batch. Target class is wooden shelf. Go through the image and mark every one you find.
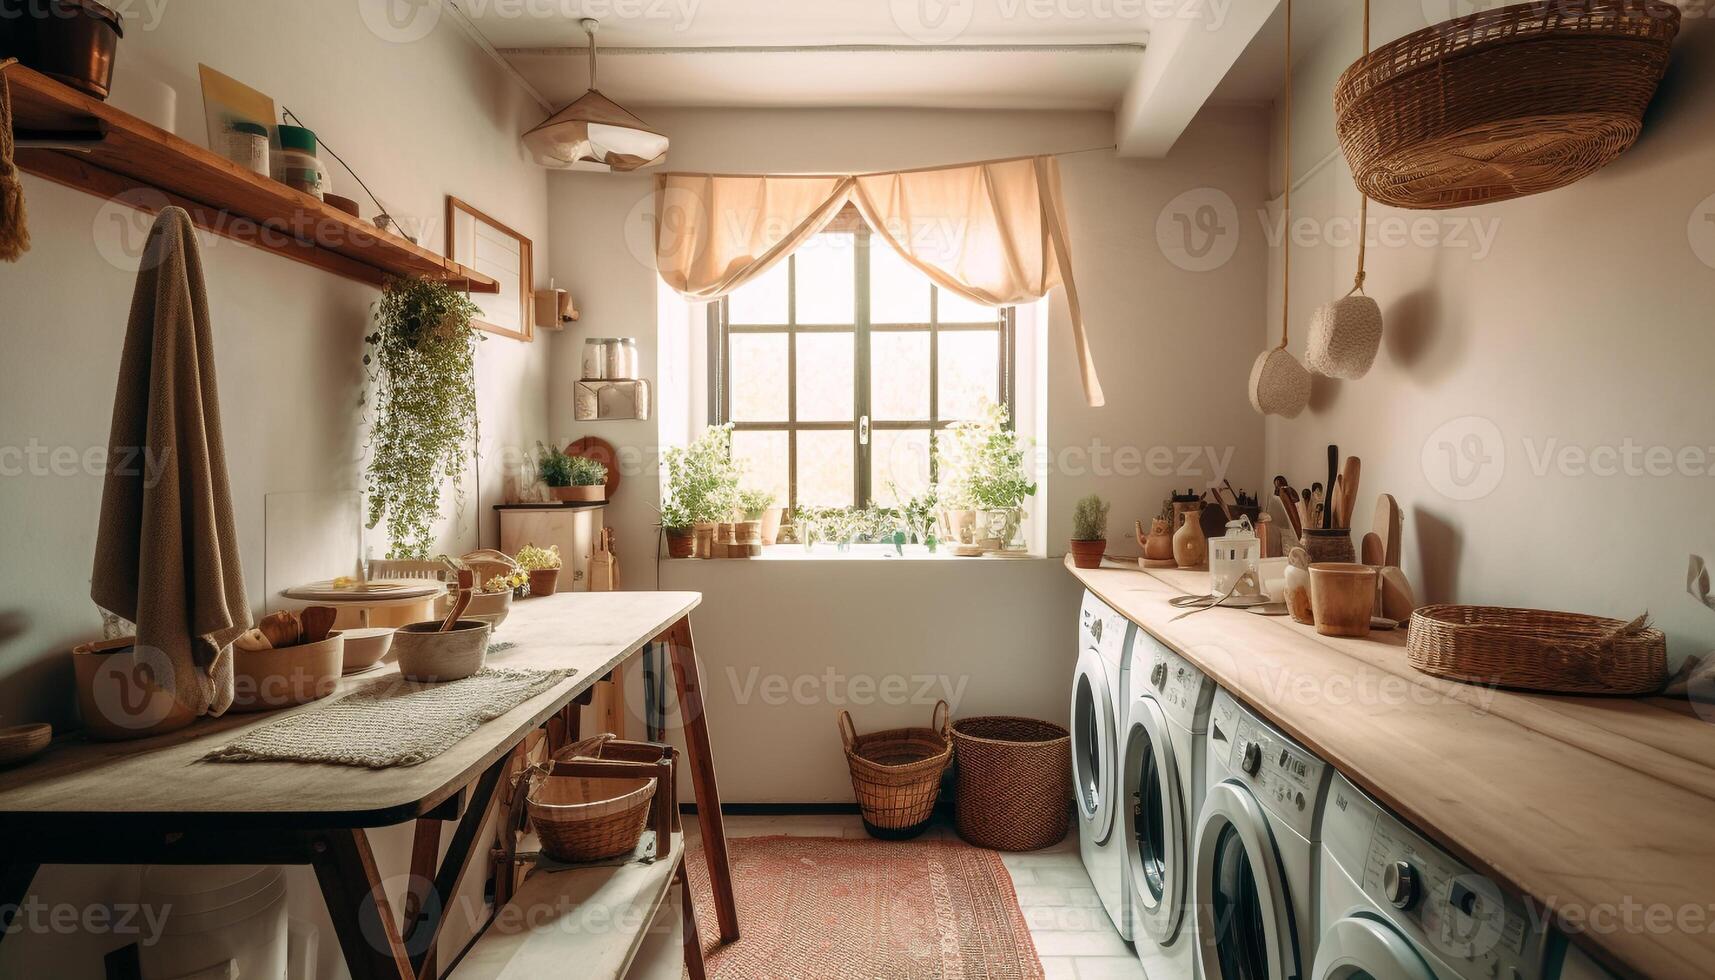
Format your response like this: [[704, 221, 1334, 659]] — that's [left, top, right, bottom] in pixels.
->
[[3, 65, 498, 292]]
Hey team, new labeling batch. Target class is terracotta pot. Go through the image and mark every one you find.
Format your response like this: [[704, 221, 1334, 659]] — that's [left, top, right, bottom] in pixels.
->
[[665, 527, 695, 559], [527, 568, 560, 596], [758, 507, 784, 546], [1137, 518, 1175, 562], [550, 484, 604, 503], [73, 639, 197, 741], [1069, 539, 1106, 569]]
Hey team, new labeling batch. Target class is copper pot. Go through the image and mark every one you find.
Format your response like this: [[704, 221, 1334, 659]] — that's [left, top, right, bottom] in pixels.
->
[[0, 0, 124, 100]]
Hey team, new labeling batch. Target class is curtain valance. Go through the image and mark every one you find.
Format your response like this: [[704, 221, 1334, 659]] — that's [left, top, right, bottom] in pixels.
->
[[652, 155, 1103, 408]]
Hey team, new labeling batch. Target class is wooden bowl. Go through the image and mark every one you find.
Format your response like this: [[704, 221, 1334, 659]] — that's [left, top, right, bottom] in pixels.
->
[[440, 589, 512, 631], [1309, 563, 1378, 638], [394, 621, 490, 682], [0, 724, 52, 768], [231, 632, 345, 712], [73, 639, 197, 740], [340, 627, 395, 674]]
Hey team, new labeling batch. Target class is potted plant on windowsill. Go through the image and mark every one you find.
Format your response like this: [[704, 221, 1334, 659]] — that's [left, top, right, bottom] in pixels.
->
[[659, 425, 741, 558], [937, 400, 1036, 555], [1069, 494, 1110, 569], [737, 488, 782, 546], [516, 543, 562, 596]]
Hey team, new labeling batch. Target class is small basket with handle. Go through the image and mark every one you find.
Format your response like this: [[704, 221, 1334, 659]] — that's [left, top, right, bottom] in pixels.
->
[[838, 700, 953, 840]]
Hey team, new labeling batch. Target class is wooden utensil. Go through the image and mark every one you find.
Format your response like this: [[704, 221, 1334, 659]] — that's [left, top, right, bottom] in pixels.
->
[[1361, 531, 1385, 566], [1379, 566, 1418, 622], [1325, 445, 1339, 528], [1340, 456, 1361, 526], [440, 570, 474, 632], [258, 610, 301, 648], [300, 606, 338, 644], [1278, 487, 1303, 537], [1373, 493, 1402, 567]]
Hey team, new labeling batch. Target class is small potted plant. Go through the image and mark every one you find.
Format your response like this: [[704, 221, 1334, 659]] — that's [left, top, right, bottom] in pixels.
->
[[937, 400, 1036, 553], [659, 425, 742, 558], [516, 543, 563, 596], [737, 488, 782, 545], [1069, 494, 1110, 569], [538, 444, 608, 503]]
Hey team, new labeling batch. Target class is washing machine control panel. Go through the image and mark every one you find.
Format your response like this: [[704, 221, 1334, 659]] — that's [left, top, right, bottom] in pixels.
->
[[1226, 712, 1327, 840], [1079, 592, 1131, 663], [1144, 642, 1214, 730], [1331, 780, 1540, 980]]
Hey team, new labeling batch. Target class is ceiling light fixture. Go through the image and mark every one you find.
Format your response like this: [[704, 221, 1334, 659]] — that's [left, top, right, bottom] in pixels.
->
[[521, 18, 668, 172]]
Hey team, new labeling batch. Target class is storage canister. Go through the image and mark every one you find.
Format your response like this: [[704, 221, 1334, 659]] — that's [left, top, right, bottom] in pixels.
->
[[224, 121, 271, 177], [272, 125, 328, 200], [606, 337, 638, 379], [582, 338, 610, 380]]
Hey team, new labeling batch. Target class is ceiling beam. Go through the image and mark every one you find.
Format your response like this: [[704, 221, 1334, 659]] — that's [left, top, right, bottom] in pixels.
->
[[498, 42, 1147, 56], [1114, 0, 1278, 158]]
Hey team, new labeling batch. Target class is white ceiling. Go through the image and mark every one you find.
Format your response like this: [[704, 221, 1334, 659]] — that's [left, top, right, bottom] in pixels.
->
[[1208, 0, 1353, 104]]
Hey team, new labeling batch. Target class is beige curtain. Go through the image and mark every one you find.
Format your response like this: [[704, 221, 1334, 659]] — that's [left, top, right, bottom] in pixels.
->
[[653, 156, 1104, 407]]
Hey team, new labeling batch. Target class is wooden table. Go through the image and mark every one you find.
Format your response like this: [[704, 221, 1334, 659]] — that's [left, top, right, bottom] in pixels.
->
[[0, 591, 739, 979], [1069, 559, 1715, 980]]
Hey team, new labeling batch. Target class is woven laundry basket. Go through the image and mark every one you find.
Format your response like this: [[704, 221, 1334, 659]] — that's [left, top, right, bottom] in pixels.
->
[[839, 701, 953, 840], [1334, 0, 1680, 210], [524, 741, 657, 862], [1407, 604, 1667, 695], [1305, 291, 1383, 380], [952, 716, 1071, 852], [1249, 346, 1312, 418]]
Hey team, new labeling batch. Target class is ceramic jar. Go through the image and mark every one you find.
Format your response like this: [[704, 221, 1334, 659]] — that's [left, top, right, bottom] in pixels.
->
[[1172, 503, 1207, 569]]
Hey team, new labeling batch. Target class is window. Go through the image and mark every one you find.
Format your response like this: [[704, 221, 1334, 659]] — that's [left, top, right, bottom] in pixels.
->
[[709, 207, 1015, 512]]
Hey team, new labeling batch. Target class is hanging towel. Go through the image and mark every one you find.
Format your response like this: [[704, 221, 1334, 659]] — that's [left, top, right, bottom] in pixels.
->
[[91, 207, 249, 718], [0, 58, 30, 262]]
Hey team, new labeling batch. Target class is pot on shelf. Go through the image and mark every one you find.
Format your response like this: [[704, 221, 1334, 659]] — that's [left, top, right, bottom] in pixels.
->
[[758, 507, 784, 546], [1068, 539, 1106, 569], [550, 484, 605, 503], [664, 527, 695, 559], [527, 568, 560, 596]]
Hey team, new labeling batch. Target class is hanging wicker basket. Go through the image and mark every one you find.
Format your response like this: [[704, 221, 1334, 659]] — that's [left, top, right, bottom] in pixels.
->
[[1334, 1, 1679, 210], [839, 701, 953, 840], [951, 716, 1071, 852], [1407, 604, 1667, 695]]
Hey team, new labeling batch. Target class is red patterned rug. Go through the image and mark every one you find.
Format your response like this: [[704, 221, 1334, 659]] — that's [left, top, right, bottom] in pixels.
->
[[684, 835, 1044, 979]]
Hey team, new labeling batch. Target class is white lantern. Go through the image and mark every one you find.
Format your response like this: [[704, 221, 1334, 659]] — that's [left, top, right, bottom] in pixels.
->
[[1210, 516, 1261, 596]]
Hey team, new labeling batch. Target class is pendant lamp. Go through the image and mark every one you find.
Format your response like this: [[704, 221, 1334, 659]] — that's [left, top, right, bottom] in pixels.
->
[[521, 18, 668, 172]]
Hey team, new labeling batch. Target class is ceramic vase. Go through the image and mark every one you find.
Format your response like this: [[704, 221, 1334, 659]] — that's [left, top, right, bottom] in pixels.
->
[[1172, 503, 1207, 569]]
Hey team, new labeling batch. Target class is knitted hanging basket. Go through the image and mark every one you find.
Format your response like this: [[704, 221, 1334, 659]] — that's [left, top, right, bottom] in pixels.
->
[[1250, 345, 1312, 418], [1305, 290, 1383, 380]]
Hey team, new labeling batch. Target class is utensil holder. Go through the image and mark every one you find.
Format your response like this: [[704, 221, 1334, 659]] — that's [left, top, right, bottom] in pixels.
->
[[1303, 528, 1356, 564]]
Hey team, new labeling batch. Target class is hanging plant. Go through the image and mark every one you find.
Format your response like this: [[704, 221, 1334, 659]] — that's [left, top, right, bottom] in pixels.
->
[[363, 276, 481, 559]]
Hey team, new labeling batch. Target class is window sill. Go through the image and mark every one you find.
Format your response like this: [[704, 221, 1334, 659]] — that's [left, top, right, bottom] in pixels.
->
[[665, 544, 1048, 562]]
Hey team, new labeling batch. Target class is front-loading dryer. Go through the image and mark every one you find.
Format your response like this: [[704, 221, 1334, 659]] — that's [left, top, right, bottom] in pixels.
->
[[1124, 631, 1216, 978], [1314, 772, 1547, 980], [1195, 689, 1333, 980], [1074, 590, 1136, 939]]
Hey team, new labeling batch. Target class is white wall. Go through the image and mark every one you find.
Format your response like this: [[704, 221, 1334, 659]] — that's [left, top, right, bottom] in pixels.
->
[[1265, 2, 1715, 665], [547, 105, 1271, 800], [0, 3, 550, 975]]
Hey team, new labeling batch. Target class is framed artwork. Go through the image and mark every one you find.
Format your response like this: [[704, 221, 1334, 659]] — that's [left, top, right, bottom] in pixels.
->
[[446, 197, 534, 341]]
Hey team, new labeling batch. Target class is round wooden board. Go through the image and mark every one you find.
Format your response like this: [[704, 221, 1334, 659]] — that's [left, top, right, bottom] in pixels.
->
[[565, 436, 622, 498]]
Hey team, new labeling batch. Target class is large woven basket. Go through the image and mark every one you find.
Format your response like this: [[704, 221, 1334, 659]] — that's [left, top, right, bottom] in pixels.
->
[[1334, 1, 1679, 210], [839, 701, 953, 840], [1407, 604, 1666, 695], [951, 716, 1071, 852], [526, 767, 656, 862]]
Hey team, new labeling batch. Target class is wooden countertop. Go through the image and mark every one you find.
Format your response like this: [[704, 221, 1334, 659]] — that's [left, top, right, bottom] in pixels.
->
[[0, 591, 699, 830], [1068, 558, 1715, 980]]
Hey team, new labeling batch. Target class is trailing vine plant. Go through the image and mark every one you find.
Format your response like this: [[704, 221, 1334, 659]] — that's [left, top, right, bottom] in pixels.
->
[[363, 276, 481, 559]]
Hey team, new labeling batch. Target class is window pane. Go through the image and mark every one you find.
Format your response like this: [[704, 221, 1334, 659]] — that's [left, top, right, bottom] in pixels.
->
[[795, 233, 856, 324], [727, 260, 788, 323], [871, 429, 932, 507], [731, 430, 789, 506], [870, 331, 930, 421], [796, 332, 854, 422], [729, 333, 789, 422], [937, 287, 998, 324], [796, 430, 854, 508], [869, 243, 931, 324], [938, 330, 1000, 421]]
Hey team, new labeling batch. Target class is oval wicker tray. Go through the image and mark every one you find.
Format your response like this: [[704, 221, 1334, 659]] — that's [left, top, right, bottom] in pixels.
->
[[1334, 0, 1679, 210], [1407, 604, 1666, 695]]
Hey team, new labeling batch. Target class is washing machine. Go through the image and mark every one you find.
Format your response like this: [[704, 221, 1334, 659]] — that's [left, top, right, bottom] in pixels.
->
[[1074, 590, 1136, 939], [1314, 772, 1547, 980], [1195, 689, 1333, 980], [1123, 630, 1217, 978]]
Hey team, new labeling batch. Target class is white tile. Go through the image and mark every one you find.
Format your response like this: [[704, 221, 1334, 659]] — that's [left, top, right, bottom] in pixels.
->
[[1072, 956, 1147, 979], [1040, 956, 1080, 980], [1032, 865, 1098, 887], [1030, 929, 1135, 958]]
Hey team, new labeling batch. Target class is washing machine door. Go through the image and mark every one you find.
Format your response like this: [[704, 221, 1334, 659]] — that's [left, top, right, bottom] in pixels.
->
[[1125, 696, 1187, 945], [1072, 646, 1117, 844], [1311, 914, 1435, 980], [1194, 780, 1300, 980]]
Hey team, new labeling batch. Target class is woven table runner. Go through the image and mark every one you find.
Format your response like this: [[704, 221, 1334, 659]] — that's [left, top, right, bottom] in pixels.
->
[[203, 667, 575, 769]]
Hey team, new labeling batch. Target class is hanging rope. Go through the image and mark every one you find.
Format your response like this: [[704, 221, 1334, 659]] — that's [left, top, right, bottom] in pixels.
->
[[1351, 0, 1371, 295], [1279, 0, 1293, 349]]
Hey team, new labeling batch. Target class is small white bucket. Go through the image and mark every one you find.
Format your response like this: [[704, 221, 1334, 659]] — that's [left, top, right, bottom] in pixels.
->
[[138, 866, 288, 980]]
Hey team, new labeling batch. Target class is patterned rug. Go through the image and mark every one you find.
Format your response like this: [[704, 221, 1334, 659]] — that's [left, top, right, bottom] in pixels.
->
[[684, 836, 1044, 979]]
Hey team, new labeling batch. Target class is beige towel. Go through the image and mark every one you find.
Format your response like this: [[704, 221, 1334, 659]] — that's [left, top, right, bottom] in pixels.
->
[[91, 207, 249, 717]]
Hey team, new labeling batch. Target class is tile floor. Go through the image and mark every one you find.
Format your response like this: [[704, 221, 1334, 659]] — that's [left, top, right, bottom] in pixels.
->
[[685, 812, 1145, 979]]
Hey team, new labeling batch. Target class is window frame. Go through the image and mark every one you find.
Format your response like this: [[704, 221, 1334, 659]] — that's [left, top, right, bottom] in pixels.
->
[[708, 208, 1016, 512]]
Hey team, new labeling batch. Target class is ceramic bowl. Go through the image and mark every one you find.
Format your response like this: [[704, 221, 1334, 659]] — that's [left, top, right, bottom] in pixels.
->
[[339, 626, 396, 674], [0, 723, 52, 768], [231, 632, 345, 712], [440, 590, 512, 631], [394, 621, 490, 682]]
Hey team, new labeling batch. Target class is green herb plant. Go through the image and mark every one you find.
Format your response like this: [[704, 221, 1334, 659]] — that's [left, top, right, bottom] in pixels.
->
[[363, 277, 481, 559], [515, 543, 562, 571], [737, 488, 777, 521], [659, 425, 742, 531], [936, 400, 1037, 511], [536, 442, 574, 488], [1072, 494, 1110, 541], [568, 456, 608, 487]]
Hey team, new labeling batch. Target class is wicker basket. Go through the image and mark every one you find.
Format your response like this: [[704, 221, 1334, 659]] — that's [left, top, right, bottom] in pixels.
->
[[525, 765, 656, 862], [951, 716, 1071, 852], [1334, 1, 1679, 210], [1407, 604, 1667, 695], [839, 701, 953, 840]]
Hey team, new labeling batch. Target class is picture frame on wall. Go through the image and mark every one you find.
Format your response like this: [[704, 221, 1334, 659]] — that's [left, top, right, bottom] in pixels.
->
[[446, 197, 534, 342]]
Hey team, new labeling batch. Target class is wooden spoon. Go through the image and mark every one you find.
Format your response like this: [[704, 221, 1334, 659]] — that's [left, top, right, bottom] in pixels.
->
[[300, 606, 338, 644], [439, 570, 474, 633], [258, 610, 301, 648], [1372, 493, 1402, 567]]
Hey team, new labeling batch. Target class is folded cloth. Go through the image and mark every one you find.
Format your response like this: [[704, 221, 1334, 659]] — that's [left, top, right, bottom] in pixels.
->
[[91, 208, 250, 718]]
